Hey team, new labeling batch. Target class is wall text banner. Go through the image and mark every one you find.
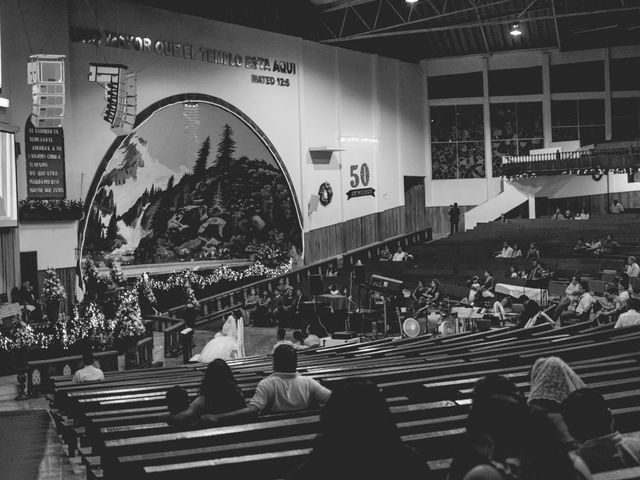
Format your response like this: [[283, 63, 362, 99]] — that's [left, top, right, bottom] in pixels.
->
[[340, 141, 378, 221], [25, 117, 66, 199]]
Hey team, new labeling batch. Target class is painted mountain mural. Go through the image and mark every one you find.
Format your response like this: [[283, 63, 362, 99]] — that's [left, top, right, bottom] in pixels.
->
[[82, 101, 302, 266]]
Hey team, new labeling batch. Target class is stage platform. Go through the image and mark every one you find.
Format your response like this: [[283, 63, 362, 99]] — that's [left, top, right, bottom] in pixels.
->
[[97, 258, 253, 278]]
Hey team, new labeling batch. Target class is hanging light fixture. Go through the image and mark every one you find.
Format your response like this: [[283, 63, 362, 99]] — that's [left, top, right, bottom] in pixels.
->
[[510, 22, 522, 36], [406, 0, 418, 3]]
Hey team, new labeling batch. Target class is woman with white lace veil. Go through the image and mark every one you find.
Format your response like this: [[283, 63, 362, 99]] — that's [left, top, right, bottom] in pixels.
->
[[192, 310, 245, 362]]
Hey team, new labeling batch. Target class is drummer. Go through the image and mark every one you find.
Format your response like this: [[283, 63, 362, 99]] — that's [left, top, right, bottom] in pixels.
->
[[424, 280, 441, 305]]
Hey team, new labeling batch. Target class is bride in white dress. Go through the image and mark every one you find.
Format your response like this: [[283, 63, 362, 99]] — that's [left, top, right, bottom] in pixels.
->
[[192, 311, 245, 362]]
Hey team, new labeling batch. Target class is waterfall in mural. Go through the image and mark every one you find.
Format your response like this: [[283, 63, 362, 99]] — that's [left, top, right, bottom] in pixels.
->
[[82, 100, 302, 266]]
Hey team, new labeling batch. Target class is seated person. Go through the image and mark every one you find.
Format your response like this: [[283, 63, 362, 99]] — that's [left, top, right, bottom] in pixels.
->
[[424, 279, 441, 304], [391, 246, 413, 262], [562, 388, 640, 473], [617, 278, 632, 310], [204, 345, 331, 422], [271, 327, 297, 353], [165, 385, 190, 416], [553, 275, 582, 320], [467, 276, 481, 303], [378, 245, 392, 261], [292, 330, 308, 349], [256, 290, 273, 326], [328, 283, 340, 295], [304, 325, 323, 348], [611, 198, 625, 214], [593, 286, 620, 325], [528, 259, 549, 281], [507, 265, 519, 278], [73, 352, 105, 384], [325, 265, 338, 278], [495, 241, 514, 258], [480, 270, 495, 299], [551, 207, 566, 220], [412, 280, 427, 303], [511, 243, 523, 258], [573, 238, 588, 255], [558, 281, 596, 325], [242, 288, 260, 326], [564, 209, 574, 220], [600, 234, 621, 255], [163, 359, 246, 425], [276, 288, 295, 327], [614, 297, 640, 328], [275, 278, 287, 295], [574, 208, 590, 220], [517, 268, 528, 279], [515, 295, 541, 328], [585, 235, 602, 255], [626, 256, 640, 278], [526, 242, 541, 260]]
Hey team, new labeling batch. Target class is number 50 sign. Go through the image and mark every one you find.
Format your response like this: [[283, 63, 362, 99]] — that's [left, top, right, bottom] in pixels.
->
[[346, 163, 375, 200]]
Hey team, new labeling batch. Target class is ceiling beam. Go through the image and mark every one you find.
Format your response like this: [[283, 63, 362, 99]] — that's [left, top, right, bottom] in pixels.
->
[[471, 0, 491, 54], [322, 5, 640, 43], [550, 0, 562, 50]]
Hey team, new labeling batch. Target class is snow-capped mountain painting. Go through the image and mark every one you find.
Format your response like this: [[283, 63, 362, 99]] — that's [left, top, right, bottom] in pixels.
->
[[82, 101, 302, 266]]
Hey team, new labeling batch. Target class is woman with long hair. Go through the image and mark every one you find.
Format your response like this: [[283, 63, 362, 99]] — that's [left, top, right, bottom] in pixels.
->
[[163, 359, 246, 425], [289, 379, 428, 480]]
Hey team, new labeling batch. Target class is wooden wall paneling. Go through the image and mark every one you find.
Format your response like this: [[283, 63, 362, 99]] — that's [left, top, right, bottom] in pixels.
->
[[544, 189, 640, 216], [0, 227, 20, 297]]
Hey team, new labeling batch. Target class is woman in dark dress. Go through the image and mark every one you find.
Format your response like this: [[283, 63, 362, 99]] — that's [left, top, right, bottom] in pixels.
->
[[162, 359, 246, 425]]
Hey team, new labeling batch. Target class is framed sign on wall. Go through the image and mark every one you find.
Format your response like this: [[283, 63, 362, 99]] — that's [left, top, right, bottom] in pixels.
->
[[25, 116, 66, 199]]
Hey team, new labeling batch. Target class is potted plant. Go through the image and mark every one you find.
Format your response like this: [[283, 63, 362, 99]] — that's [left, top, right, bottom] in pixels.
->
[[42, 269, 67, 324]]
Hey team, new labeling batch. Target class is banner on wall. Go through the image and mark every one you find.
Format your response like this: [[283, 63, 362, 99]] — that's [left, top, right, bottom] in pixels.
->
[[340, 140, 378, 221], [25, 117, 66, 199]]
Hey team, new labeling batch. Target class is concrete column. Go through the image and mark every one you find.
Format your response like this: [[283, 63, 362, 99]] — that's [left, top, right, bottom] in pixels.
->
[[482, 57, 493, 200], [542, 53, 552, 148], [528, 193, 536, 219]]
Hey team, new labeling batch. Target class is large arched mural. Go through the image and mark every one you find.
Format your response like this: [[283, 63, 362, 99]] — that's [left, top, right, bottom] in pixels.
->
[[81, 94, 303, 267]]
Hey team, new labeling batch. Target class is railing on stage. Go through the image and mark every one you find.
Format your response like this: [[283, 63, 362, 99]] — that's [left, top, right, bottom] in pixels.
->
[[143, 315, 186, 358], [163, 227, 432, 327]]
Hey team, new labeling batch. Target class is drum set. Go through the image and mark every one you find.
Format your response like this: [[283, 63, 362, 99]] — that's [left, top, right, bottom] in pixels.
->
[[398, 298, 487, 338]]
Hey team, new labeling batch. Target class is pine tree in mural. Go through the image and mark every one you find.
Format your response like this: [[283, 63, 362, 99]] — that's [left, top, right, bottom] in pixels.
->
[[193, 136, 210, 178], [215, 125, 235, 168], [106, 208, 119, 249], [166, 175, 175, 191], [210, 182, 225, 215]]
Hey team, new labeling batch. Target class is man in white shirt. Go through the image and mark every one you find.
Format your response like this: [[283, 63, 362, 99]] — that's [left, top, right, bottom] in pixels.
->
[[559, 281, 596, 326], [614, 299, 640, 328], [205, 344, 331, 422], [72, 352, 105, 384], [611, 199, 625, 214], [626, 257, 640, 278], [392, 246, 411, 262]]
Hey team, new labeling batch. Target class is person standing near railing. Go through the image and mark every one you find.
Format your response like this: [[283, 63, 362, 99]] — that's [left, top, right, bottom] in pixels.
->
[[611, 199, 625, 214], [449, 202, 461, 235]]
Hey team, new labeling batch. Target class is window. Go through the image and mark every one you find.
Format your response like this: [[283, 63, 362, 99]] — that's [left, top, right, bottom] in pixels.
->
[[550, 61, 604, 93], [431, 105, 485, 179], [612, 97, 640, 141], [488, 67, 543, 96], [551, 99, 605, 146], [610, 58, 640, 91], [428, 72, 483, 99], [491, 102, 543, 177]]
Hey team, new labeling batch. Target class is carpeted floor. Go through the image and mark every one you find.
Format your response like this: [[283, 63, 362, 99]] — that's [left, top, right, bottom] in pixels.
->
[[0, 409, 51, 480]]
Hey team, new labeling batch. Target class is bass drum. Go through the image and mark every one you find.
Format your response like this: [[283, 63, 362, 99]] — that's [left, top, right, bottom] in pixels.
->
[[402, 317, 427, 337], [438, 320, 455, 336]]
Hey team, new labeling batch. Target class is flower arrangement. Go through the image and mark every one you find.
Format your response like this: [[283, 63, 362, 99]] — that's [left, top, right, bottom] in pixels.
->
[[113, 289, 146, 339], [42, 269, 67, 303], [10, 321, 37, 350], [19, 199, 84, 220], [109, 260, 126, 287], [137, 273, 158, 314]]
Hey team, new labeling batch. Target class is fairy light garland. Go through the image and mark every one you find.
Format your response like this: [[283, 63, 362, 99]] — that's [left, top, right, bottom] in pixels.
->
[[503, 166, 640, 181]]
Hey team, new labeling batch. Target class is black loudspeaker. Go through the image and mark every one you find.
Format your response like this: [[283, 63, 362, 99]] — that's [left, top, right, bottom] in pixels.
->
[[353, 264, 366, 283], [309, 274, 323, 295]]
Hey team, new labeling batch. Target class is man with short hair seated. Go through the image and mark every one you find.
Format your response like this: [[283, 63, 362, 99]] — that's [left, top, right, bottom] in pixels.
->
[[626, 256, 640, 278], [72, 351, 105, 384], [562, 388, 640, 473], [558, 281, 596, 326], [614, 298, 640, 328], [206, 345, 331, 422]]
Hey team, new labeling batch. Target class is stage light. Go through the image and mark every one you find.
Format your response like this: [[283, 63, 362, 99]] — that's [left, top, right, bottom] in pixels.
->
[[510, 22, 522, 36]]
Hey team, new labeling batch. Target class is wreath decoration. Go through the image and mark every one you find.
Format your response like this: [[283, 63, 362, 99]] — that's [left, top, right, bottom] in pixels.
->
[[318, 182, 333, 207], [592, 166, 604, 182]]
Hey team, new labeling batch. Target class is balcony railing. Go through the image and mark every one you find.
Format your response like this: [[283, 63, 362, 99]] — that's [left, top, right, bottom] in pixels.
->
[[501, 147, 640, 179]]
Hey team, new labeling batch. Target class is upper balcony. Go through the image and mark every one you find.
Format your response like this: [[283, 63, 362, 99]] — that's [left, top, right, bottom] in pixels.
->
[[501, 146, 640, 180]]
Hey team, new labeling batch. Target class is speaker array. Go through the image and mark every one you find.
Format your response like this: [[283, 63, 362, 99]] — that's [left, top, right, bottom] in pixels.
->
[[89, 63, 137, 135], [27, 55, 66, 128]]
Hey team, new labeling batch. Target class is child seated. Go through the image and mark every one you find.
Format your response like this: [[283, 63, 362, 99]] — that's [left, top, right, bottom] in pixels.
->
[[166, 385, 190, 415]]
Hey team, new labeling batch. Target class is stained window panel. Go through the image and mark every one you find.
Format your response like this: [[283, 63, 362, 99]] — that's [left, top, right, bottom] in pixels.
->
[[457, 142, 485, 179], [430, 106, 457, 142], [456, 104, 484, 141], [432, 143, 458, 179], [517, 103, 543, 138]]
